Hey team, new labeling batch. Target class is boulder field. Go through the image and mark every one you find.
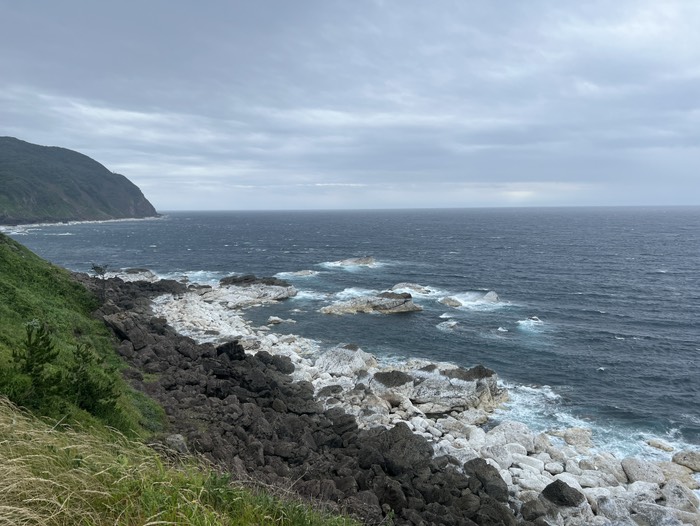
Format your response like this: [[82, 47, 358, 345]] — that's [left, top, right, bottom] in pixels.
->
[[80, 274, 700, 526]]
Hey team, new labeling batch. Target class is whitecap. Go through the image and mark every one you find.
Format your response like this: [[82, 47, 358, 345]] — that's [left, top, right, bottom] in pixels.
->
[[105, 269, 160, 282], [294, 290, 329, 301], [391, 283, 447, 297], [439, 312, 454, 319], [275, 270, 320, 279], [516, 317, 544, 332], [497, 326, 508, 332], [445, 290, 507, 312], [319, 256, 383, 271], [334, 287, 379, 300], [436, 320, 459, 332], [156, 271, 215, 285]]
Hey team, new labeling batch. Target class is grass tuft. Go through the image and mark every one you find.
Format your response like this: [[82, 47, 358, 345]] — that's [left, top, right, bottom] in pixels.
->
[[0, 397, 359, 526]]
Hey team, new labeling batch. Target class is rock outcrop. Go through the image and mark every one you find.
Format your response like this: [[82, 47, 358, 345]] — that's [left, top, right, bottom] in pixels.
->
[[319, 291, 423, 315], [89, 275, 519, 526]]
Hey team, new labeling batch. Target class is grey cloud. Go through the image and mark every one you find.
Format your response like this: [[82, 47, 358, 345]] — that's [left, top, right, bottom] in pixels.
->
[[1, 0, 699, 209]]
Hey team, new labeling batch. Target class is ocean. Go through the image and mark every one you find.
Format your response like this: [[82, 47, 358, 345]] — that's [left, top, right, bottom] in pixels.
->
[[4, 207, 700, 460]]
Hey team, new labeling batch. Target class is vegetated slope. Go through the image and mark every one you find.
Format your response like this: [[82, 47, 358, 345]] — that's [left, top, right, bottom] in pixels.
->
[[0, 234, 360, 526], [0, 231, 161, 434], [0, 136, 158, 224]]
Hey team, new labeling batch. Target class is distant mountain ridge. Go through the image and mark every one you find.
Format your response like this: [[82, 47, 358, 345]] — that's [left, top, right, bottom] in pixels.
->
[[0, 137, 158, 225]]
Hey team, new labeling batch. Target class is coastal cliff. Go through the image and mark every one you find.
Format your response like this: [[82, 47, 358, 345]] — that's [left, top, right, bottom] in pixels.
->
[[0, 137, 158, 225]]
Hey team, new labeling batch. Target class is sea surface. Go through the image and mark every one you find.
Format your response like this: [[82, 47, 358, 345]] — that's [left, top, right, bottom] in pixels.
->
[[4, 207, 700, 459]]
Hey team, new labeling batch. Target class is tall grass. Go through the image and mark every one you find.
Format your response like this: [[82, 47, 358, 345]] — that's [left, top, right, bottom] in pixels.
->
[[0, 397, 360, 526]]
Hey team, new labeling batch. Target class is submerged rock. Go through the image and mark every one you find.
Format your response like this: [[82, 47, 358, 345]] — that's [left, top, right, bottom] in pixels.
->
[[332, 256, 376, 266]]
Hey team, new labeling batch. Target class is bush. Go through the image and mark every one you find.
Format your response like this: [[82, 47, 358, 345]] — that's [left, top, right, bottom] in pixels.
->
[[0, 320, 124, 427]]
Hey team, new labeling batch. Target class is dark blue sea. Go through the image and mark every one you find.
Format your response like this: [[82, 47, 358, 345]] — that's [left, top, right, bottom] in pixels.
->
[[5, 207, 700, 458]]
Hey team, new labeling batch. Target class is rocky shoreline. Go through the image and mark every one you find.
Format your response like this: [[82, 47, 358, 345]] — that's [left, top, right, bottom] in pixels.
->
[[81, 273, 700, 525]]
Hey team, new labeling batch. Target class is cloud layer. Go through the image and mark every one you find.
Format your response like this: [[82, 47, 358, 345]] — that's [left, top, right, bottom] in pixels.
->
[[1, 0, 699, 209]]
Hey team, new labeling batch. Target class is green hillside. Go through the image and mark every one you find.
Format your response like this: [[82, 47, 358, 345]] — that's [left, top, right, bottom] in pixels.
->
[[0, 137, 158, 224], [0, 231, 159, 434], [0, 233, 359, 526]]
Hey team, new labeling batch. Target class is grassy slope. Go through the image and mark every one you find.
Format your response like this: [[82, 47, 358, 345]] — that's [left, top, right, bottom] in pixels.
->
[[0, 231, 159, 434], [0, 233, 360, 525], [0, 398, 359, 526]]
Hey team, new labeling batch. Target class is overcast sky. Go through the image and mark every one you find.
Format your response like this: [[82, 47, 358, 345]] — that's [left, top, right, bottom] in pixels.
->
[[1, 1, 699, 210]]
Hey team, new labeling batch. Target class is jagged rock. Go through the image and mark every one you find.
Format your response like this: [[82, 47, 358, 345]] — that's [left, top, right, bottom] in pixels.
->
[[219, 274, 291, 287], [550, 427, 594, 452], [373, 370, 413, 388], [630, 501, 691, 526], [541, 479, 586, 507], [165, 434, 188, 454], [595, 495, 634, 523], [463, 458, 510, 503], [658, 461, 699, 489], [314, 346, 377, 376], [267, 316, 296, 325], [480, 445, 513, 470], [439, 296, 462, 308], [364, 422, 434, 476], [621, 457, 665, 484], [647, 438, 675, 452], [660, 479, 700, 514], [484, 421, 536, 453], [319, 291, 422, 315], [216, 340, 246, 361], [482, 291, 499, 302], [672, 450, 700, 472], [579, 452, 628, 484]]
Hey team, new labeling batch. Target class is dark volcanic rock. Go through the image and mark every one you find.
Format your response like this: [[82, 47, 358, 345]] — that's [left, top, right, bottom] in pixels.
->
[[219, 274, 291, 288], [373, 370, 413, 388], [463, 458, 509, 503], [441, 364, 496, 382], [541, 479, 586, 507]]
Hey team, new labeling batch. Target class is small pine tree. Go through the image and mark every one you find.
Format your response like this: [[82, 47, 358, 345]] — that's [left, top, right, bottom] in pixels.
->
[[68, 342, 118, 416], [4, 321, 64, 409]]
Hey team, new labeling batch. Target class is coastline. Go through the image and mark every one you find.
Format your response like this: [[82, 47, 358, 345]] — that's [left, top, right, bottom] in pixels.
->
[[93, 270, 700, 525], [0, 214, 164, 234]]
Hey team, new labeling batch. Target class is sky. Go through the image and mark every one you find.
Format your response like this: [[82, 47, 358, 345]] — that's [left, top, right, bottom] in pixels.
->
[[1, 1, 699, 211]]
